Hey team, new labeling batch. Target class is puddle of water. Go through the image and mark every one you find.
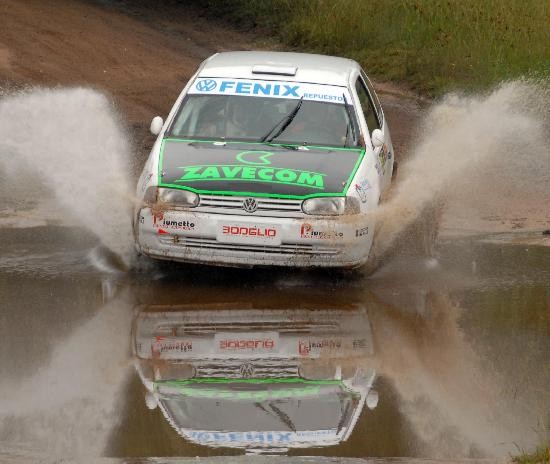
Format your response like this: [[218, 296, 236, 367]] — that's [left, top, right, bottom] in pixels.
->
[[0, 228, 548, 459], [0, 287, 133, 456]]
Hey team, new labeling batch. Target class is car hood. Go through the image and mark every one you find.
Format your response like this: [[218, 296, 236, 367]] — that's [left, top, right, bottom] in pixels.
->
[[158, 138, 365, 199]]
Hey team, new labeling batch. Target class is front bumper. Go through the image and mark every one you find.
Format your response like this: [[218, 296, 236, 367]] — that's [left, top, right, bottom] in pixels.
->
[[135, 207, 374, 268]]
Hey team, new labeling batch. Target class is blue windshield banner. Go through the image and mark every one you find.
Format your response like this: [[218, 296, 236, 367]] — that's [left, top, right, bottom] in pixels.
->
[[190, 78, 353, 104]]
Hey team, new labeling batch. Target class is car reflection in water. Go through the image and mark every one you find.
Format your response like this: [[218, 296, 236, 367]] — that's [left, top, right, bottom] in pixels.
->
[[132, 304, 378, 454]]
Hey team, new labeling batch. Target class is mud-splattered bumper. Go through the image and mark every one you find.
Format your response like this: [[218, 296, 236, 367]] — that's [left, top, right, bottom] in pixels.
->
[[135, 208, 374, 268]]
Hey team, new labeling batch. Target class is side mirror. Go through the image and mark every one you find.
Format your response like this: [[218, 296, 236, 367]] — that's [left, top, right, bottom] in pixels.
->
[[371, 128, 384, 148], [150, 116, 164, 136], [144, 391, 158, 410], [366, 390, 379, 410]]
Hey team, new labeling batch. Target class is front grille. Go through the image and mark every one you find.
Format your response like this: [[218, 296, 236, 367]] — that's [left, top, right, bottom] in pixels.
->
[[158, 235, 340, 256], [197, 194, 304, 217], [195, 359, 299, 378]]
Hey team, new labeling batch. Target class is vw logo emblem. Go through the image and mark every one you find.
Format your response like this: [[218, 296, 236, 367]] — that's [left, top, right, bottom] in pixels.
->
[[196, 79, 217, 92], [239, 363, 255, 378], [242, 198, 258, 213]]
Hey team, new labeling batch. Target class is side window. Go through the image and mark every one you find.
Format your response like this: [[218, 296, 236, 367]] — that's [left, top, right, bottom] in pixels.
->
[[361, 71, 383, 121], [355, 78, 380, 135]]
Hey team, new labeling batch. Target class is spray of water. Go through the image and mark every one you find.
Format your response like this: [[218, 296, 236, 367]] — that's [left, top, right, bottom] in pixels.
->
[[373, 80, 550, 257], [0, 292, 133, 457], [370, 292, 544, 458], [0, 87, 134, 264]]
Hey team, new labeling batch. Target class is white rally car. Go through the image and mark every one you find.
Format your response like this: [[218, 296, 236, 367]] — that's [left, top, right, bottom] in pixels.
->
[[132, 304, 378, 452], [134, 51, 394, 268]]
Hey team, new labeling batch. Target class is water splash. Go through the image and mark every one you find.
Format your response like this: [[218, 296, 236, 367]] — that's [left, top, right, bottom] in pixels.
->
[[0, 293, 133, 456], [374, 80, 550, 257], [370, 291, 545, 458], [0, 87, 134, 264]]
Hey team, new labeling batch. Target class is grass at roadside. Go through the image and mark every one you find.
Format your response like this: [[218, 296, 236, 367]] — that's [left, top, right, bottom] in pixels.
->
[[514, 445, 550, 464], [193, 0, 549, 95]]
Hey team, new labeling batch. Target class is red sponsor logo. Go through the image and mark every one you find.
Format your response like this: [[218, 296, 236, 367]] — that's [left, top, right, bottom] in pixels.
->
[[153, 212, 164, 226], [300, 223, 343, 240], [219, 339, 275, 350], [222, 226, 277, 237], [300, 223, 312, 237]]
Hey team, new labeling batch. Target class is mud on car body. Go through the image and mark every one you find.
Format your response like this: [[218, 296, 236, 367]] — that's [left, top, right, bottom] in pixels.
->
[[134, 51, 394, 268], [132, 304, 378, 452]]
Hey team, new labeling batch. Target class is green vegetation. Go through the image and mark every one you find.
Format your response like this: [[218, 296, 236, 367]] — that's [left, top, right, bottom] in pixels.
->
[[196, 0, 550, 95], [514, 445, 550, 464]]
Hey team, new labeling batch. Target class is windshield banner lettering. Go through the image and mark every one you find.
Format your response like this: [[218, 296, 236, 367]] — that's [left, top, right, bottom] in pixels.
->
[[190, 78, 353, 104], [185, 429, 339, 444]]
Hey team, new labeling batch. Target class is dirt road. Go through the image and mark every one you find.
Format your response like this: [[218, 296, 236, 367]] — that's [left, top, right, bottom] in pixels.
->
[[0, 0, 420, 173]]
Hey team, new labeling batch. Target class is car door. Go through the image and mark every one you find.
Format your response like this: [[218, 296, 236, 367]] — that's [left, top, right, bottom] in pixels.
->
[[354, 73, 393, 193]]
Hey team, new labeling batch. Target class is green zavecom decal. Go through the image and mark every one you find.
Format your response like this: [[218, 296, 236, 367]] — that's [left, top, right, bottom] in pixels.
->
[[174, 385, 321, 400], [155, 378, 350, 399], [235, 151, 274, 165], [158, 138, 365, 200], [175, 163, 325, 189]]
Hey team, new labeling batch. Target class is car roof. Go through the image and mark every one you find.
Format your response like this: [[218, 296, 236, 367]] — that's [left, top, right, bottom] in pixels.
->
[[197, 51, 360, 87]]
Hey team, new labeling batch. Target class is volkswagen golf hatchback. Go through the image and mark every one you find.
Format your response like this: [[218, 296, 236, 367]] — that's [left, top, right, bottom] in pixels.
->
[[134, 51, 394, 268]]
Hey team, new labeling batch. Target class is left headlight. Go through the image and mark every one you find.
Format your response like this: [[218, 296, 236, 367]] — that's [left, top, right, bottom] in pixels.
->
[[302, 197, 359, 216], [144, 187, 199, 207]]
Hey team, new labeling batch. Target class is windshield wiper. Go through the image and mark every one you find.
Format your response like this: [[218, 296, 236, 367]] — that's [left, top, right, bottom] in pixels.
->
[[254, 401, 296, 432], [263, 142, 299, 150], [342, 93, 356, 148], [260, 97, 304, 143], [336, 396, 352, 434]]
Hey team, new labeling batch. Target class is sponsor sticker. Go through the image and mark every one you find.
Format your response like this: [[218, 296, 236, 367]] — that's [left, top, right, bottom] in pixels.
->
[[158, 219, 196, 231], [151, 336, 193, 357], [160, 142, 365, 199], [217, 222, 281, 245], [215, 332, 279, 354], [153, 212, 196, 232], [190, 78, 353, 105], [298, 338, 342, 356], [300, 223, 343, 240], [176, 151, 326, 190], [354, 178, 371, 203], [377, 143, 391, 174]]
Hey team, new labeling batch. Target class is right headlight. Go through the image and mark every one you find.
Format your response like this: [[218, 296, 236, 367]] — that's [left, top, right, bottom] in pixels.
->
[[144, 187, 199, 207], [301, 197, 360, 215]]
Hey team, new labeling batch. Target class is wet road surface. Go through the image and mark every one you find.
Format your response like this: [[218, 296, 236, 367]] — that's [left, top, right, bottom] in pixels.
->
[[0, 224, 548, 461]]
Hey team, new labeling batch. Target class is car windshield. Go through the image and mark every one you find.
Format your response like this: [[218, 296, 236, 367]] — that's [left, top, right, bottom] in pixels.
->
[[158, 381, 359, 432], [168, 94, 359, 148]]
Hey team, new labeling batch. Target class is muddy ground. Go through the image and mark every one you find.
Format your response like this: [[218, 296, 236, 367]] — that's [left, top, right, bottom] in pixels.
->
[[0, 0, 420, 174]]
